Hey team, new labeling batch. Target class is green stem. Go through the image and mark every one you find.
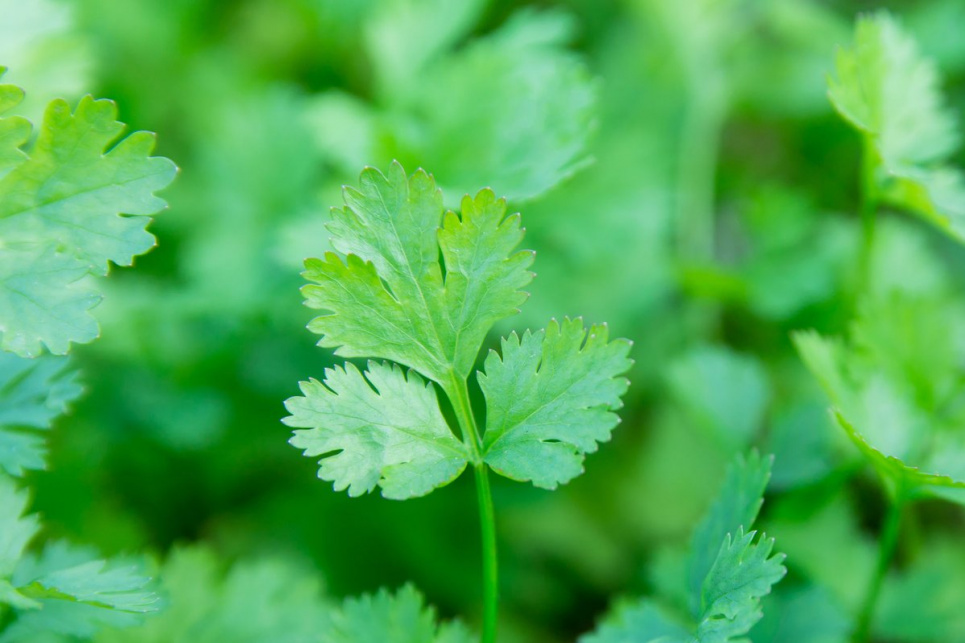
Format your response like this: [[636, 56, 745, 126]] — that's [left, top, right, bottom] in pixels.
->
[[858, 136, 879, 294], [854, 494, 905, 642], [474, 464, 498, 643], [444, 372, 498, 643], [675, 96, 724, 267]]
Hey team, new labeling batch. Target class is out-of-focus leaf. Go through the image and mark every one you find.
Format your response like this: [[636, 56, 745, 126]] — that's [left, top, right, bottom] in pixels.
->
[[323, 584, 473, 643], [0, 476, 156, 641], [752, 585, 851, 643], [364, 0, 486, 99], [0, 353, 82, 476], [828, 11, 965, 240], [874, 537, 965, 641], [766, 403, 839, 491], [0, 0, 92, 120], [794, 291, 965, 505], [96, 546, 331, 643], [666, 345, 770, 448], [0, 83, 176, 356], [579, 598, 689, 643], [766, 492, 875, 611], [311, 9, 596, 202]]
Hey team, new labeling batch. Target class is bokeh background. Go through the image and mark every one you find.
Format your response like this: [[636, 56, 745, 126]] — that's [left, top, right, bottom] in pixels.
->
[[8, 0, 965, 641]]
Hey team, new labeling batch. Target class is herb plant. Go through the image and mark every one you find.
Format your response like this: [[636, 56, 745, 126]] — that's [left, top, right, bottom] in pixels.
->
[[4, 2, 965, 643], [283, 161, 633, 641]]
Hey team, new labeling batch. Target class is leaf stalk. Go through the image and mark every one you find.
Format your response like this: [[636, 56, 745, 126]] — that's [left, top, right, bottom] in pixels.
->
[[853, 490, 905, 642], [444, 371, 499, 643]]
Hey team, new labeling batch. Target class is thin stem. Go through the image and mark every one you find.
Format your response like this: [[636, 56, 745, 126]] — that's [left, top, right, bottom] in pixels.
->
[[854, 494, 905, 642], [858, 136, 879, 294], [675, 96, 724, 267], [445, 371, 482, 459], [474, 464, 499, 643], [444, 371, 498, 643]]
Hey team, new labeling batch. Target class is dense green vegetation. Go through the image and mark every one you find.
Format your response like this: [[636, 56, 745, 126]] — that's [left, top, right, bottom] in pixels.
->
[[2, 1, 964, 641]]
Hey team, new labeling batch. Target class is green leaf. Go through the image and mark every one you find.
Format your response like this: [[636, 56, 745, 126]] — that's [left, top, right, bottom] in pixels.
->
[[666, 346, 770, 448], [874, 537, 965, 641], [578, 599, 689, 643], [696, 528, 786, 642], [323, 584, 473, 643], [581, 452, 784, 643], [0, 475, 39, 583], [284, 361, 468, 499], [2, 541, 156, 643], [397, 9, 596, 201], [479, 318, 632, 488], [827, 11, 965, 239], [302, 162, 533, 383], [95, 546, 332, 643], [834, 411, 965, 505], [794, 316, 965, 505], [0, 476, 157, 641], [0, 89, 177, 356], [751, 585, 852, 643], [0, 352, 82, 476], [687, 451, 773, 615], [364, 0, 485, 99]]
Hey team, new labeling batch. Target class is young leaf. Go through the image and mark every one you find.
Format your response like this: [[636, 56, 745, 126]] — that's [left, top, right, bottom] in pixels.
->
[[302, 162, 533, 383], [581, 452, 785, 643], [687, 451, 773, 614], [696, 528, 786, 641], [323, 584, 473, 643], [0, 78, 177, 356], [479, 318, 632, 489], [0, 353, 82, 476], [95, 546, 332, 643], [288, 163, 631, 500], [284, 361, 469, 500], [828, 11, 965, 239]]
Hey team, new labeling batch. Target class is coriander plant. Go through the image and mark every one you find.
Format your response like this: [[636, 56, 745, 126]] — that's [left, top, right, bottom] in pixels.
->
[[283, 161, 633, 642]]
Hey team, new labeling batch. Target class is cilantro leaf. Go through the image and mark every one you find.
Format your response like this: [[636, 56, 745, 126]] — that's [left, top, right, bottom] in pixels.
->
[[0, 77, 177, 356], [303, 162, 533, 383], [288, 163, 631, 498], [284, 361, 468, 499], [0, 476, 156, 641], [794, 312, 965, 505], [324, 584, 473, 643], [1, 542, 157, 643], [95, 546, 332, 643], [313, 9, 596, 202], [0, 476, 39, 587], [696, 528, 786, 642], [666, 346, 770, 449], [687, 451, 773, 614], [582, 452, 785, 643], [827, 11, 965, 239], [479, 318, 632, 489], [579, 599, 689, 643], [0, 353, 82, 476]]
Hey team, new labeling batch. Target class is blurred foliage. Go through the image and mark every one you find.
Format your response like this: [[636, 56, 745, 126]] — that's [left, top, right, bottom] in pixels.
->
[[2, 0, 964, 641]]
